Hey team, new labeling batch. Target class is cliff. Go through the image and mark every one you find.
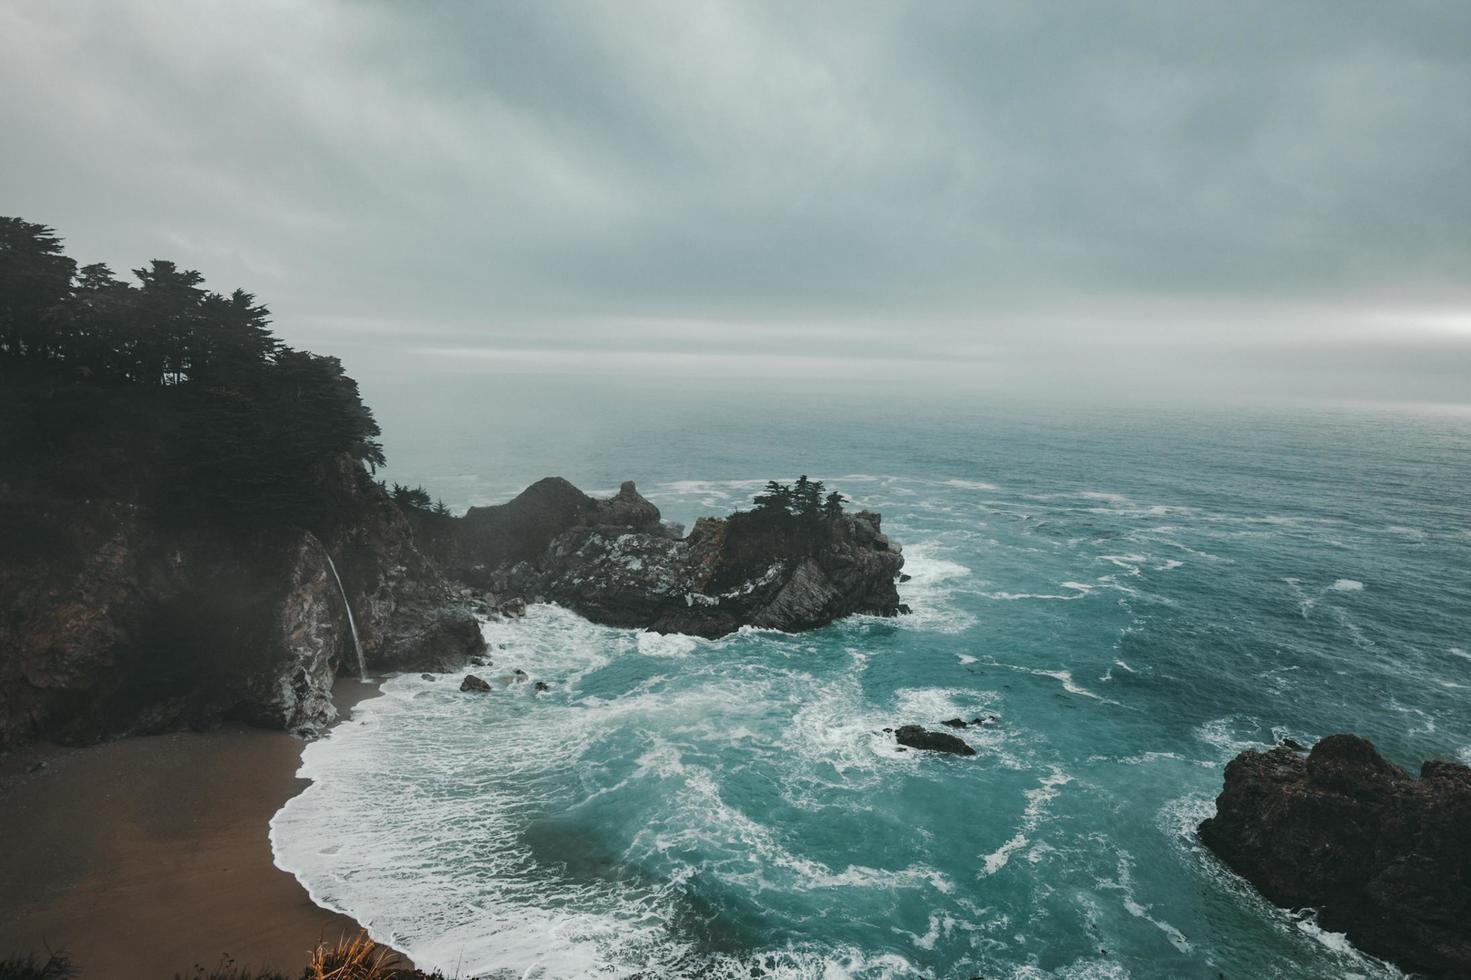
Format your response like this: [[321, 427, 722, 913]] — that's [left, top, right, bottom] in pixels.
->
[[416, 478, 907, 638], [1199, 734, 1471, 977], [0, 453, 483, 747]]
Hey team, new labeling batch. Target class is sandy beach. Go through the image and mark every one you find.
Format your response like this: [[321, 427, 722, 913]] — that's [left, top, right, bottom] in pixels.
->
[[0, 679, 383, 980]]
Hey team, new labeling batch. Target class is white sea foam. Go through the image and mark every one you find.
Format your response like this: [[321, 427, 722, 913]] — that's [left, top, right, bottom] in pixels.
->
[[1194, 716, 1264, 759], [1011, 960, 1130, 980], [1097, 554, 1147, 575], [1078, 490, 1132, 504], [979, 768, 1071, 876], [984, 581, 1093, 602], [956, 653, 978, 665], [636, 631, 700, 658], [1452, 647, 1471, 662], [895, 545, 976, 633], [1330, 578, 1365, 592], [942, 479, 1000, 491], [983, 659, 1118, 705], [1123, 897, 1193, 954]]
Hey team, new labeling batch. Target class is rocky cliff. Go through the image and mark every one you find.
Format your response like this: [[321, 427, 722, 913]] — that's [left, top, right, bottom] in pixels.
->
[[0, 455, 483, 747], [1198, 734, 1471, 977], [420, 478, 907, 638]]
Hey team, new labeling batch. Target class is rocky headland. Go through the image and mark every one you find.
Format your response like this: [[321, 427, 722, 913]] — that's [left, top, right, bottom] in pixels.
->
[[1199, 734, 1471, 977], [409, 476, 908, 639], [0, 452, 485, 747]]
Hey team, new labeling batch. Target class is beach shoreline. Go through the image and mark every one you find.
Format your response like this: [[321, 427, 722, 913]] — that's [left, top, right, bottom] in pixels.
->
[[0, 678, 392, 980]]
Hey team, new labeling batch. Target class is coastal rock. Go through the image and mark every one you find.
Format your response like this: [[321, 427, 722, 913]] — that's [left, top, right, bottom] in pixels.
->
[[459, 674, 491, 692], [0, 453, 483, 747], [896, 725, 976, 756], [1198, 734, 1471, 977], [437, 479, 907, 639]]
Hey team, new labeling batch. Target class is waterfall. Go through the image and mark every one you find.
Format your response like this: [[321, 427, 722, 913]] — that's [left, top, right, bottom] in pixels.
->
[[323, 551, 367, 681]]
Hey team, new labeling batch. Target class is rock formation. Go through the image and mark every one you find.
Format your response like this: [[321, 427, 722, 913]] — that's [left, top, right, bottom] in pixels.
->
[[896, 724, 976, 756], [1199, 734, 1471, 977], [0, 454, 484, 746], [418, 478, 907, 638]]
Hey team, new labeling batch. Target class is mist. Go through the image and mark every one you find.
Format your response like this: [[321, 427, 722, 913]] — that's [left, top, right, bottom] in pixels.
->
[[3, 1, 1468, 405]]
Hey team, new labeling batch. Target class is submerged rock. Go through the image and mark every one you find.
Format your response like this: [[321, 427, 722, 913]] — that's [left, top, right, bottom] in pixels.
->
[[896, 724, 976, 756], [459, 674, 491, 693], [1199, 734, 1471, 977]]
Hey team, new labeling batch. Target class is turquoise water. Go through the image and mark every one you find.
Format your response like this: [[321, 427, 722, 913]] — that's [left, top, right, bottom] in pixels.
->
[[272, 379, 1471, 979]]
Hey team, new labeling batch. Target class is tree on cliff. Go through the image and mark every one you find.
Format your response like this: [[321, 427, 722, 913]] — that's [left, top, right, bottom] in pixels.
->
[[1, 215, 387, 535], [0, 218, 75, 363]]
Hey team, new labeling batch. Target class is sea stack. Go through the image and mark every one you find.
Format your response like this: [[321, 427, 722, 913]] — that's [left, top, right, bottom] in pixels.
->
[[1198, 734, 1471, 977], [407, 477, 908, 638]]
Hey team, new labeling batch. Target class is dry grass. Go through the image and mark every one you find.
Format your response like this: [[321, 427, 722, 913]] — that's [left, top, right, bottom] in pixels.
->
[[0, 951, 73, 980], [306, 932, 412, 980]]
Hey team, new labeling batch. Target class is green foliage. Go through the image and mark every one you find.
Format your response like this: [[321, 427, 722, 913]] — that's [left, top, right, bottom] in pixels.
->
[[0, 216, 386, 535], [391, 483, 434, 511], [749, 476, 838, 521]]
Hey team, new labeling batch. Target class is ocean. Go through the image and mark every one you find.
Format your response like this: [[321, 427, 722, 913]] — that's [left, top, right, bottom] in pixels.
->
[[270, 374, 1471, 979]]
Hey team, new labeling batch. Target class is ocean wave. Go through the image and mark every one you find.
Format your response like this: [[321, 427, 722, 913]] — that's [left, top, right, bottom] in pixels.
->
[[895, 544, 976, 633]]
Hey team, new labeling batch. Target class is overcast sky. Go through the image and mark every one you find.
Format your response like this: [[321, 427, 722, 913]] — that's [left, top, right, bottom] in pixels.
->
[[3, 1, 1469, 402]]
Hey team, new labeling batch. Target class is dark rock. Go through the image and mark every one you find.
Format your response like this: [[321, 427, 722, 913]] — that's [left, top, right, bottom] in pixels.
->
[[28, 761, 47, 773], [375, 594, 486, 673], [0, 453, 486, 747], [420, 673, 435, 681], [1278, 736, 1305, 751], [533, 681, 550, 692], [459, 674, 491, 693], [899, 573, 912, 583], [436, 479, 907, 639], [1199, 734, 1471, 977], [941, 718, 969, 729], [498, 598, 528, 619], [895, 724, 976, 756], [976, 715, 1000, 726]]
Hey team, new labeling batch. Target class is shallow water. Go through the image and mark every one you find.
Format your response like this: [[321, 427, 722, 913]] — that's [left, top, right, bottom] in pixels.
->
[[272, 381, 1470, 978]]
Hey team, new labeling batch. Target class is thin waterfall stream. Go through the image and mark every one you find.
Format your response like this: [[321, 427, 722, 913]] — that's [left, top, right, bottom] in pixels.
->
[[323, 551, 367, 681]]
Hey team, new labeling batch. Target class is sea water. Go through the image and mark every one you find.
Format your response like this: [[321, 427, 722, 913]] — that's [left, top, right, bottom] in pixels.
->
[[271, 377, 1471, 979]]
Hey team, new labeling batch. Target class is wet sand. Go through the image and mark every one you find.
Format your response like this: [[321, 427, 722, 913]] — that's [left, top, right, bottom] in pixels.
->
[[0, 679, 385, 979]]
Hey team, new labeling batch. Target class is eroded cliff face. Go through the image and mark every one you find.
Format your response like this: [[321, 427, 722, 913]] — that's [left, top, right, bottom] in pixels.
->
[[0, 456, 483, 747], [1199, 734, 1471, 978], [436, 479, 907, 639]]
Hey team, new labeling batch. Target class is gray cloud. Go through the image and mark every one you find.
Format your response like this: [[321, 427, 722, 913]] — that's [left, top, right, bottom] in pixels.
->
[[2, 1, 1468, 401]]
